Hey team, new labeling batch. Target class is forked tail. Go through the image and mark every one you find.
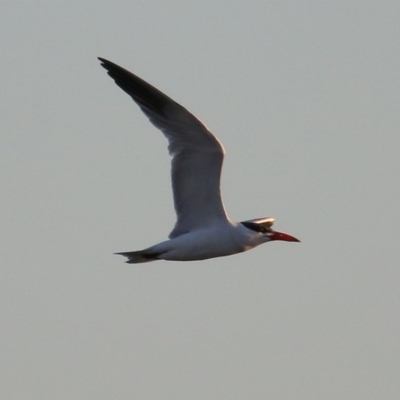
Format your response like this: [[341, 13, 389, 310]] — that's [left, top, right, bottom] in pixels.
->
[[115, 250, 161, 264]]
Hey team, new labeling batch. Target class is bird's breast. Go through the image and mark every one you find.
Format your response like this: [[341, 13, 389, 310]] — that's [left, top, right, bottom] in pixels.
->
[[154, 225, 259, 261]]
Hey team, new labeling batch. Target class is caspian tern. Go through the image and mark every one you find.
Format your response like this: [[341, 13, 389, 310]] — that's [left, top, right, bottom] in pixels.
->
[[98, 58, 300, 263]]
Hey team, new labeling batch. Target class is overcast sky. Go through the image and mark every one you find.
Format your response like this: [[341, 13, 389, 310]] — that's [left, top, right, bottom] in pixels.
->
[[1, 1, 399, 399]]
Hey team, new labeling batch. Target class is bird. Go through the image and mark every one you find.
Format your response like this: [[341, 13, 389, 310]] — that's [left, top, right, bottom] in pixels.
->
[[98, 58, 300, 263]]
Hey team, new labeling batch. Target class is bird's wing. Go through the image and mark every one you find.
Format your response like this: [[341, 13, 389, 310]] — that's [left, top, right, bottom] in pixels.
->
[[98, 58, 229, 238]]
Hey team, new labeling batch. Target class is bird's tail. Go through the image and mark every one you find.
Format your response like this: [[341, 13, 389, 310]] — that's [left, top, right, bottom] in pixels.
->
[[114, 249, 161, 264]]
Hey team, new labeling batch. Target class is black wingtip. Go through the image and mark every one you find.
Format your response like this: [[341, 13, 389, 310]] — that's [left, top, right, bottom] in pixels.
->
[[97, 58, 174, 117], [98, 57, 112, 69]]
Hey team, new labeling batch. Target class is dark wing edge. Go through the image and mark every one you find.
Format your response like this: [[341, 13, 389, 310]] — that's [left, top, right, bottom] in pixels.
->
[[98, 57, 178, 117]]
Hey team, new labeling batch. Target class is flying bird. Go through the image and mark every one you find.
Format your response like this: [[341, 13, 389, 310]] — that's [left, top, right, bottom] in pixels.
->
[[98, 58, 299, 263]]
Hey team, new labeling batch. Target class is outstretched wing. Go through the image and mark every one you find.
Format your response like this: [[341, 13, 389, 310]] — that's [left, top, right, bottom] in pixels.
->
[[98, 58, 229, 238]]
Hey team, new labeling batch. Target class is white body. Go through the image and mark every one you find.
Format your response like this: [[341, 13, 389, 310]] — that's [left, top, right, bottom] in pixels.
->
[[148, 222, 265, 261]]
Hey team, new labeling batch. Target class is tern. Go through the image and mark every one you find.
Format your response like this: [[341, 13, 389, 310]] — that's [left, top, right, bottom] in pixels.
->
[[98, 58, 300, 263]]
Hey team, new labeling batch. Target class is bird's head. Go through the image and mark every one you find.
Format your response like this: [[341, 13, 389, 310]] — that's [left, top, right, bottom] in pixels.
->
[[241, 217, 300, 243]]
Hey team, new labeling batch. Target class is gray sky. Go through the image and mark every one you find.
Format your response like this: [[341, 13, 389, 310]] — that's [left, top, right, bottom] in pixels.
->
[[1, 1, 399, 399]]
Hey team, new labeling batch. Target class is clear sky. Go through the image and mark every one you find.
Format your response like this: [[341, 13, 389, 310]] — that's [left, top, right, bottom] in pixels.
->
[[1, 1, 399, 399]]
